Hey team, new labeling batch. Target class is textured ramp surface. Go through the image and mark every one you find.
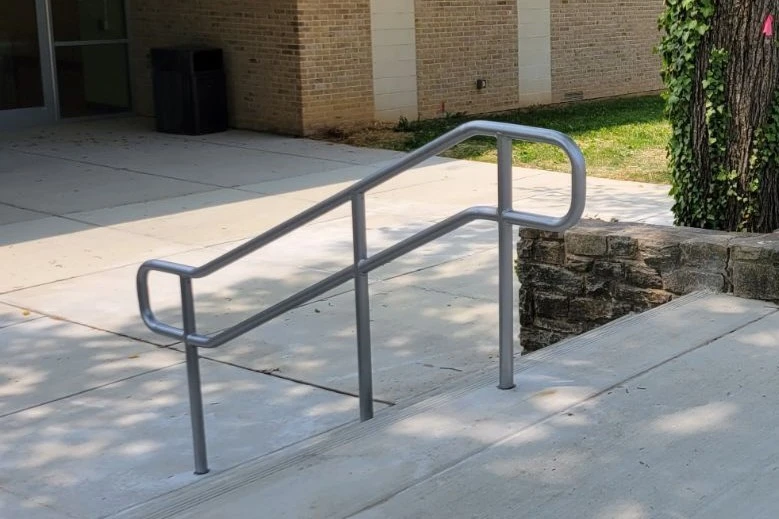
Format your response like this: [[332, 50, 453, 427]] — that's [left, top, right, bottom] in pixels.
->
[[112, 293, 778, 519]]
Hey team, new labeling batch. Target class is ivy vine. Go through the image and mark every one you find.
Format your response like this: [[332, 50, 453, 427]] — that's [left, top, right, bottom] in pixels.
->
[[657, 0, 716, 228], [702, 47, 732, 229]]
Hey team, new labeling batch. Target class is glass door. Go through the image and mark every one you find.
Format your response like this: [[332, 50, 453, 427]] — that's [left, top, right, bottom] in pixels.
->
[[0, 0, 56, 129], [51, 0, 130, 117]]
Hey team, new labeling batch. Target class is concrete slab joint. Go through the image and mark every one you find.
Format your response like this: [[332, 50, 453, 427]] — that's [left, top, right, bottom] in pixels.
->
[[517, 219, 779, 351]]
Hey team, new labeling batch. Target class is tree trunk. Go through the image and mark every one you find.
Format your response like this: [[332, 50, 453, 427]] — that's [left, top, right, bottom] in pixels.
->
[[672, 0, 779, 232]]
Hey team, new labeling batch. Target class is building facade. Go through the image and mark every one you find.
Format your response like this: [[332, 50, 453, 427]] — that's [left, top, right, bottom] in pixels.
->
[[1, 1, 664, 135]]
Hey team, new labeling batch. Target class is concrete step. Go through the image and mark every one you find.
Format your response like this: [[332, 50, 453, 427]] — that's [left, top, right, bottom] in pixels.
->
[[111, 292, 778, 519]]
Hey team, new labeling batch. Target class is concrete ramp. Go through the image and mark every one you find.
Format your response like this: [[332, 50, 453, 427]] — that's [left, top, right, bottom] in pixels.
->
[[113, 293, 779, 519]]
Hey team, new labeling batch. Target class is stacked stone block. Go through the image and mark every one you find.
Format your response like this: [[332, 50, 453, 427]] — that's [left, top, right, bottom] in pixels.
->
[[518, 220, 779, 351]]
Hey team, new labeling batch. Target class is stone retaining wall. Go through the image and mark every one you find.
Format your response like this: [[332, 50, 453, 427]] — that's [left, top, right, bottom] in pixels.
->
[[517, 220, 779, 351]]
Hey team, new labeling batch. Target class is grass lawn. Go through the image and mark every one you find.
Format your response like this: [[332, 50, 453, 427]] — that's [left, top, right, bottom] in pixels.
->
[[329, 95, 671, 184]]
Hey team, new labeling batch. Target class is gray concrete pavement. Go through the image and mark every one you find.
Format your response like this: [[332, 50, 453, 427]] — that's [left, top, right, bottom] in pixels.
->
[[117, 293, 779, 519], [0, 117, 674, 518]]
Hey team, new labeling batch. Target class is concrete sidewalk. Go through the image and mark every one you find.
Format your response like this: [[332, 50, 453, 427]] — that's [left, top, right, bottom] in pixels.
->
[[0, 117, 673, 518], [117, 293, 779, 519]]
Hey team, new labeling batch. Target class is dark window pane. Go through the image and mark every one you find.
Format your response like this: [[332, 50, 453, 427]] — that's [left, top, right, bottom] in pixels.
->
[[52, 0, 127, 42], [0, 0, 44, 110], [56, 44, 130, 117]]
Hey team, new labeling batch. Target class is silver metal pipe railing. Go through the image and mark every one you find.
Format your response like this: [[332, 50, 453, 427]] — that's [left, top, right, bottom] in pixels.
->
[[136, 121, 586, 475]]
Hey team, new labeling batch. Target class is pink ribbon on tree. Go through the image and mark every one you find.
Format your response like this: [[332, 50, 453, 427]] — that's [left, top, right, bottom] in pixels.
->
[[764, 14, 775, 38]]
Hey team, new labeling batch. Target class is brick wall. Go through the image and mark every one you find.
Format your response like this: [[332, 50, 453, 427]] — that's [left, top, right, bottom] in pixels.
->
[[129, 0, 374, 135], [549, 0, 664, 103], [128, 0, 304, 134], [297, 0, 375, 133], [130, 1, 666, 133], [414, 0, 519, 118]]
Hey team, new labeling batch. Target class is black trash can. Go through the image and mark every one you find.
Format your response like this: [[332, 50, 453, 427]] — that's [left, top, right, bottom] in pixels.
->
[[151, 46, 228, 135]]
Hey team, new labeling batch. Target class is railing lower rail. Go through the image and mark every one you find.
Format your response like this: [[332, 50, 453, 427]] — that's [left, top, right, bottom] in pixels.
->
[[136, 121, 586, 474]]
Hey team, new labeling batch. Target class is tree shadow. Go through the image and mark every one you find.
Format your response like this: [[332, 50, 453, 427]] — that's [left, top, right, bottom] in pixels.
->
[[0, 227, 771, 517], [0, 116, 678, 517], [0, 315, 366, 518], [161, 300, 778, 518], [0, 218, 514, 517]]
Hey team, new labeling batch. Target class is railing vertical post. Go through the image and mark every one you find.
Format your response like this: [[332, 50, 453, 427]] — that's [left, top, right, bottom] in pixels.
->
[[181, 277, 209, 474], [497, 135, 516, 390], [352, 193, 374, 421]]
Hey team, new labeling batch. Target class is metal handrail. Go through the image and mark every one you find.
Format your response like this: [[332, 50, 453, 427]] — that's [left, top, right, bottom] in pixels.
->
[[136, 120, 586, 475]]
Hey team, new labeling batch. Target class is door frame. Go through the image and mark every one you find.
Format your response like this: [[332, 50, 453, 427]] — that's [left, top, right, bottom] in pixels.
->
[[1, 0, 133, 130], [0, 0, 58, 130]]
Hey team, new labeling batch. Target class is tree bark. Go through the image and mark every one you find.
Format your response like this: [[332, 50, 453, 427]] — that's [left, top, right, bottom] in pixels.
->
[[687, 0, 779, 231]]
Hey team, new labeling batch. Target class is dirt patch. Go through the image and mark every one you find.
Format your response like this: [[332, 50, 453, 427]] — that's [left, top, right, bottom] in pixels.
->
[[311, 123, 411, 151]]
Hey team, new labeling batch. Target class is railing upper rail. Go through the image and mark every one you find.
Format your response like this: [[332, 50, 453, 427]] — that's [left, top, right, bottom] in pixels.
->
[[137, 120, 585, 348]]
